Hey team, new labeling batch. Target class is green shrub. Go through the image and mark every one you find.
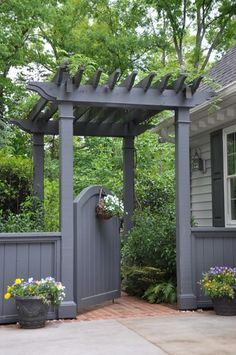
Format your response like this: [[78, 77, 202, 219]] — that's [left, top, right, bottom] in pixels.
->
[[0, 196, 44, 232], [143, 281, 176, 304], [122, 266, 166, 297], [122, 207, 176, 277], [0, 152, 32, 215], [44, 179, 59, 231]]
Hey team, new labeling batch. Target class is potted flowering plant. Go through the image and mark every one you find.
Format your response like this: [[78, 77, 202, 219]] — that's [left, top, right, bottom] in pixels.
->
[[96, 193, 124, 220], [200, 266, 236, 316], [4, 277, 65, 328]]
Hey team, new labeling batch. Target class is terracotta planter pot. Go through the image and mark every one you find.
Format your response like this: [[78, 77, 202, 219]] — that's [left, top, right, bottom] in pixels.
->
[[15, 296, 49, 328]]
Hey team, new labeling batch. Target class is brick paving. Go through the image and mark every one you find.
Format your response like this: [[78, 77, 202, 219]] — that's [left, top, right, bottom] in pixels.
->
[[76, 293, 180, 321]]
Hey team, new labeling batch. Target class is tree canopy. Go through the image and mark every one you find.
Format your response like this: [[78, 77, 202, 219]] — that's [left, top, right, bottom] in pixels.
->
[[0, 0, 235, 231]]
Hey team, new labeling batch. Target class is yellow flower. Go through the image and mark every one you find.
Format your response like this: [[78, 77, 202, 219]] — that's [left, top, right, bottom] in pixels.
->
[[4, 292, 11, 300], [15, 278, 22, 285], [7, 286, 12, 293]]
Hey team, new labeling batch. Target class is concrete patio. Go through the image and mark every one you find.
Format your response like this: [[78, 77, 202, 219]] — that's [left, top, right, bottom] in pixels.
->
[[0, 312, 235, 355]]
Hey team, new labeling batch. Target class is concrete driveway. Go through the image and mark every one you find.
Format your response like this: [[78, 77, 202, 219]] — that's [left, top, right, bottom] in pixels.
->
[[0, 313, 235, 355]]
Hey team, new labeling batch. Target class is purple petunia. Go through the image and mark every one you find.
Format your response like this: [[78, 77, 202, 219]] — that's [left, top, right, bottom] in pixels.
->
[[208, 266, 236, 276]]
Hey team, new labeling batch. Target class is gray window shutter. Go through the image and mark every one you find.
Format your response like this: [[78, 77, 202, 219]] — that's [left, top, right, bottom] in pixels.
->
[[211, 129, 225, 227]]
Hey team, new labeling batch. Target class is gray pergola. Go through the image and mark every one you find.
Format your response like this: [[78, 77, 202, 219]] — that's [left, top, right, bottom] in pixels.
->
[[12, 63, 212, 313]]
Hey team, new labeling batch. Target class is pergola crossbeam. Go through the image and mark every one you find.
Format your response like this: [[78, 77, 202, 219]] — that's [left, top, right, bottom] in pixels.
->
[[11, 119, 151, 137]]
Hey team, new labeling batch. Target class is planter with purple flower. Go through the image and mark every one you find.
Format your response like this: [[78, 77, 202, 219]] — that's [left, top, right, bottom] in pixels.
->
[[4, 277, 65, 328], [200, 266, 236, 316]]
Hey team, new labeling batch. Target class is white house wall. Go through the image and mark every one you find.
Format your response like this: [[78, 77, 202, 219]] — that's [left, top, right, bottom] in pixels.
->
[[191, 134, 212, 227]]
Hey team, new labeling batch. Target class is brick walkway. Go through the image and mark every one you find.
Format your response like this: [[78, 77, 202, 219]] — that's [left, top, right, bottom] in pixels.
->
[[76, 293, 180, 321]]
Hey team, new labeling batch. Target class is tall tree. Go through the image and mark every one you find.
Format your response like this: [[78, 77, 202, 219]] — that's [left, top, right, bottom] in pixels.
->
[[144, 0, 236, 73]]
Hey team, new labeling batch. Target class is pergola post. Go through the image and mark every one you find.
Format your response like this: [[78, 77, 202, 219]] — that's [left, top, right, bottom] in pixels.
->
[[32, 133, 44, 201], [175, 108, 196, 310], [58, 103, 77, 318], [123, 137, 135, 235]]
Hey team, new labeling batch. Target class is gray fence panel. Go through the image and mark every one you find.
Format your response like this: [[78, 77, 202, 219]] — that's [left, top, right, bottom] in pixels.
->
[[191, 228, 236, 307], [0, 233, 61, 324], [74, 186, 121, 310]]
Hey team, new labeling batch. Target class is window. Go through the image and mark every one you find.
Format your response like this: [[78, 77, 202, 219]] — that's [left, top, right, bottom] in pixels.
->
[[223, 125, 236, 226]]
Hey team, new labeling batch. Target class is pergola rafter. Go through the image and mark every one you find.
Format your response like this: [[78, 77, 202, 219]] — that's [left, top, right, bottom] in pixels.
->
[[10, 62, 214, 316], [12, 62, 212, 138]]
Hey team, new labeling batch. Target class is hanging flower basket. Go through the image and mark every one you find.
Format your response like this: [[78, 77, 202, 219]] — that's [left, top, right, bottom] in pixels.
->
[[95, 199, 113, 220], [95, 188, 124, 220]]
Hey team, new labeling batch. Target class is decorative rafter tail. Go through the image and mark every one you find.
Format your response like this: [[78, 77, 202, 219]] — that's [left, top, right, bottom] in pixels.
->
[[173, 74, 188, 94], [135, 72, 156, 92], [152, 73, 172, 93], [87, 68, 103, 89], [190, 76, 204, 94], [119, 71, 138, 91], [73, 65, 85, 88], [54, 61, 69, 86], [106, 69, 121, 90]]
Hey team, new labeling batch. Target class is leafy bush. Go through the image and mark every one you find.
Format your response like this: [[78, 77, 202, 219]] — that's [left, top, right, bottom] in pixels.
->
[[0, 152, 32, 215], [44, 179, 59, 231], [122, 207, 176, 276], [0, 196, 44, 232], [143, 281, 176, 304], [122, 266, 166, 297]]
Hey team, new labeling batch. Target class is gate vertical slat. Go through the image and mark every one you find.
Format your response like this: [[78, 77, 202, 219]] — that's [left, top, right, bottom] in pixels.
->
[[74, 186, 121, 310]]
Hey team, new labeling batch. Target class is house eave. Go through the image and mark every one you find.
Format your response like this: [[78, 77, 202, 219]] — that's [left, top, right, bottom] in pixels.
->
[[152, 81, 236, 141]]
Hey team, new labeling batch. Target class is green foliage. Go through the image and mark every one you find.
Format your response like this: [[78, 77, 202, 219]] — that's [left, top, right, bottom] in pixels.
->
[[143, 281, 176, 304], [73, 137, 123, 196], [122, 206, 176, 276], [0, 152, 32, 215], [122, 266, 166, 297], [44, 179, 59, 232], [0, 196, 44, 233]]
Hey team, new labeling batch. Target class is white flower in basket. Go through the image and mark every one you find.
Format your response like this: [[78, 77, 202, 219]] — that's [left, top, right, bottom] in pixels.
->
[[96, 192, 124, 219]]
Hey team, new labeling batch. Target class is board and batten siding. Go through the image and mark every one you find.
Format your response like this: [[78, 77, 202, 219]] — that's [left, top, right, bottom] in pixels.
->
[[191, 134, 213, 227]]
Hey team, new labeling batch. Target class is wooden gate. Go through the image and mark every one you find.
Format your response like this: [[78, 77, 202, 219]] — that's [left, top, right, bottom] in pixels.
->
[[74, 186, 121, 310]]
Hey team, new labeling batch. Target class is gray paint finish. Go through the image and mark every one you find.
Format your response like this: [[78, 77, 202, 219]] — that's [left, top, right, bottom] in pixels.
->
[[123, 137, 135, 234], [191, 227, 236, 307], [190, 134, 212, 227], [175, 108, 196, 310], [58, 103, 77, 318], [74, 186, 121, 310], [0, 232, 61, 324]]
